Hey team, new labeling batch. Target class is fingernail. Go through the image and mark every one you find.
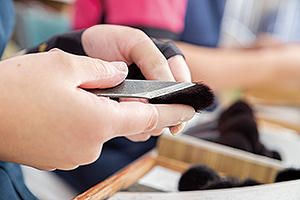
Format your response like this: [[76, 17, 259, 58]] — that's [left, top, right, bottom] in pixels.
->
[[111, 61, 127, 72], [169, 122, 187, 136], [170, 126, 179, 136], [48, 48, 60, 52]]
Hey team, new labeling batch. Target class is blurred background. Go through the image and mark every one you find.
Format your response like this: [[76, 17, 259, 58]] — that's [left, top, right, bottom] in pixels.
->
[[3, 0, 72, 59], [220, 0, 300, 47]]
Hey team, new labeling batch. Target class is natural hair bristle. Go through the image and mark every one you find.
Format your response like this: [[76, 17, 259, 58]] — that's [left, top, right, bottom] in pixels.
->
[[149, 82, 214, 112]]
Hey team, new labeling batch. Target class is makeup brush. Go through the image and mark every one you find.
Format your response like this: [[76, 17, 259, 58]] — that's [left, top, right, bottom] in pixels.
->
[[87, 79, 215, 112]]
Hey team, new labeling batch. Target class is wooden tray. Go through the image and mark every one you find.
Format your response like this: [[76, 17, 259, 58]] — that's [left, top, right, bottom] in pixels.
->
[[73, 133, 286, 200]]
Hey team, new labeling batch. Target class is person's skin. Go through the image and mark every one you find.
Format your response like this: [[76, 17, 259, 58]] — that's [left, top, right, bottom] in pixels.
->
[[82, 25, 192, 139], [173, 35, 300, 92], [0, 25, 194, 171]]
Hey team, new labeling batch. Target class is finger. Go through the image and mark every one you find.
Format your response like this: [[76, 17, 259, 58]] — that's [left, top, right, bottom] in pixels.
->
[[148, 128, 165, 136], [169, 122, 187, 136], [47, 50, 128, 89], [166, 55, 191, 133], [168, 55, 192, 82], [77, 60, 128, 89], [125, 132, 151, 142], [125, 128, 164, 142], [48, 48, 63, 53], [82, 25, 175, 81], [130, 40, 175, 81], [119, 97, 148, 103], [154, 104, 194, 128], [112, 102, 194, 137]]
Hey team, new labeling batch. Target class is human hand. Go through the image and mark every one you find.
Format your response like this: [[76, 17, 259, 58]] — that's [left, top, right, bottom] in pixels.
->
[[81, 25, 192, 138], [0, 50, 194, 170]]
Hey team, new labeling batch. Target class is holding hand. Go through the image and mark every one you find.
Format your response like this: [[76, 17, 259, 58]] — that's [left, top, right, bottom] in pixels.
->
[[82, 25, 193, 139], [0, 26, 194, 171]]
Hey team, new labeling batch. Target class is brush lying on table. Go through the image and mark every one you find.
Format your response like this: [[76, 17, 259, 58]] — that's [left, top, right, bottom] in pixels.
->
[[87, 79, 214, 112]]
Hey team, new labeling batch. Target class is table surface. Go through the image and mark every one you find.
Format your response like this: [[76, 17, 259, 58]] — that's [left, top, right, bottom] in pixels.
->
[[109, 179, 300, 200]]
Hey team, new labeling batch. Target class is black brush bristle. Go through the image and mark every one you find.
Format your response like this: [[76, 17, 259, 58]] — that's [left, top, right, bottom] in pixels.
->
[[149, 82, 215, 112], [178, 164, 220, 191], [275, 168, 300, 182]]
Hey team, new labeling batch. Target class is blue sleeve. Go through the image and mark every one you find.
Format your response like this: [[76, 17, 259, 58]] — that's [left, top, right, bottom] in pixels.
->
[[0, 162, 37, 200], [180, 0, 225, 47]]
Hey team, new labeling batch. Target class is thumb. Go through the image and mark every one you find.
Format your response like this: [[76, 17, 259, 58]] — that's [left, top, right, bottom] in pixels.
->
[[78, 60, 128, 89], [48, 49, 128, 89]]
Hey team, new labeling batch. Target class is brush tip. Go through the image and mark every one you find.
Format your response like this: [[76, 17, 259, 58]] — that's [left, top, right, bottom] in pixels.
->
[[149, 82, 214, 112]]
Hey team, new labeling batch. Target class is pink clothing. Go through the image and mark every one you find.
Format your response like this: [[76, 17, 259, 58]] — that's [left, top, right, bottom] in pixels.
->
[[72, 0, 102, 29], [72, 0, 188, 34]]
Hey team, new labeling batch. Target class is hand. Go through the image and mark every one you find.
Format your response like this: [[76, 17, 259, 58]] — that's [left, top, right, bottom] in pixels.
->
[[0, 50, 194, 171], [81, 25, 193, 138]]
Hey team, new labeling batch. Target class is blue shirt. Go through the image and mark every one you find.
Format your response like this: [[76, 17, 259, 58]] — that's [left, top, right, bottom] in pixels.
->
[[180, 0, 225, 47], [0, 0, 37, 199], [0, 162, 36, 200]]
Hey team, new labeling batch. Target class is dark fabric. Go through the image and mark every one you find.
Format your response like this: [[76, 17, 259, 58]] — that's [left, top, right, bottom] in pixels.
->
[[152, 38, 184, 59], [139, 27, 180, 41], [0, 0, 15, 58], [55, 137, 157, 194], [0, 162, 37, 200], [26, 30, 86, 55], [180, 0, 225, 47]]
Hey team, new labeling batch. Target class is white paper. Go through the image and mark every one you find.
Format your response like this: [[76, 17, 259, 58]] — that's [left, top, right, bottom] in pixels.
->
[[137, 165, 181, 192]]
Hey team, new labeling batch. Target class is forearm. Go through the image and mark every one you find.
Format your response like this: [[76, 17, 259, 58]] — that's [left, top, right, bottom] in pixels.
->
[[174, 42, 300, 92]]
